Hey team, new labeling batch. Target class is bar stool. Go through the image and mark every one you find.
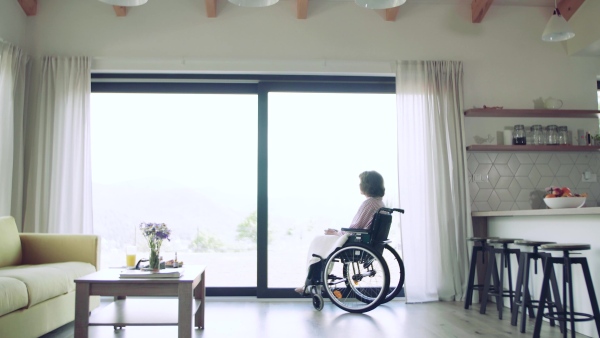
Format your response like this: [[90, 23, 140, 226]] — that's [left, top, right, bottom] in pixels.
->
[[464, 237, 498, 309], [511, 240, 564, 333], [533, 243, 600, 338], [479, 238, 521, 319]]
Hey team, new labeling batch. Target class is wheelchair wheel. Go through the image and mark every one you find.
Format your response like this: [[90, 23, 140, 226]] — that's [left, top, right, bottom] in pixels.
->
[[381, 243, 405, 304], [312, 293, 324, 311], [322, 244, 389, 313]]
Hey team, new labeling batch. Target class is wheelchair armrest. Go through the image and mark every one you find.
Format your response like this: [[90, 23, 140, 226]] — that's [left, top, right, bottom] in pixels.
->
[[341, 228, 369, 234]]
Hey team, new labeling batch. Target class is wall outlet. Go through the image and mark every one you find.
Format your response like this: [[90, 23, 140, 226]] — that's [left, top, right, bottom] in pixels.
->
[[582, 173, 597, 183], [472, 174, 488, 183]]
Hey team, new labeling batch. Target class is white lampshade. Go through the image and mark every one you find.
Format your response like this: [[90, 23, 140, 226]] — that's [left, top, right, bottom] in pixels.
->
[[98, 0, 148, 6], [542, 9, 575, 42], [228, 0, 279, 7], [355, 0, 406, 10]]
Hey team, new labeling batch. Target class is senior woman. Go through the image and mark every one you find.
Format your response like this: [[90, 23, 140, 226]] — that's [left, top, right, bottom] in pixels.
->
[[295, 170, 386, 294]]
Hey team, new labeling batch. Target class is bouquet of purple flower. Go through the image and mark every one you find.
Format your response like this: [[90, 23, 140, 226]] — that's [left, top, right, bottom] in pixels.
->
[[139, 222, 171, 271]]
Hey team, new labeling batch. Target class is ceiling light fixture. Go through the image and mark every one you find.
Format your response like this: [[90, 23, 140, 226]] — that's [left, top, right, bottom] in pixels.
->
[[228, 0, 279, 7], [355, 0, 406, 10], [542, 0, 575, 42], [98, 0, 148, 6]]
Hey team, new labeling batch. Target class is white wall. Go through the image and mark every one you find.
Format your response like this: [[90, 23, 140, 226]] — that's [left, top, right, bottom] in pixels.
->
[[0, 0, 30, 47], [14, 0, 599, 111]]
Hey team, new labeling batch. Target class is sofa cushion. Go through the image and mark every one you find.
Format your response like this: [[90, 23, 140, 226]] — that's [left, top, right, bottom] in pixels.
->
[[0, 277, 28, 316], [0, 216, 22, 268], [0, 262, 95, 308]]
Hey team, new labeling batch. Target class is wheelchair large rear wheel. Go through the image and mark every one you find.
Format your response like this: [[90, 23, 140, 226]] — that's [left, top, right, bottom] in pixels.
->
[[381, 243, 405, 304], [322, 244, 389, 313]]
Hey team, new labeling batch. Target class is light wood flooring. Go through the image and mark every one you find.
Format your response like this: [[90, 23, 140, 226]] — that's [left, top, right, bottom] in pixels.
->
[[41, 297, 588, 338]]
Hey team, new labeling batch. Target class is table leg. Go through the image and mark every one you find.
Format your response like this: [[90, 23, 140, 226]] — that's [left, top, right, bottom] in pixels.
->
[[194, 270, 206, 329], [178, 282, 193, 338], [74, 283, 90, 338]]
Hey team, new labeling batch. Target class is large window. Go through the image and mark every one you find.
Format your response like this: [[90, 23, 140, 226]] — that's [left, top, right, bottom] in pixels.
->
[[91, 93, 258, 287], [267, 92, 398, 287], [90, 75, 397, 296]]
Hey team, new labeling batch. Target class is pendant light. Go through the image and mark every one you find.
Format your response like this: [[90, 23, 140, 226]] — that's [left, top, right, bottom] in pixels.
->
[[98, 0, 148, 6], [228, 0, 279, 7], [541, 0, 575, 42], [355, 0, 406, 10]]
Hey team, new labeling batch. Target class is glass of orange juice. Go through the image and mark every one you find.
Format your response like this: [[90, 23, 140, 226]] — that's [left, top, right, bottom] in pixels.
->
[[126, 245, 137, 268]]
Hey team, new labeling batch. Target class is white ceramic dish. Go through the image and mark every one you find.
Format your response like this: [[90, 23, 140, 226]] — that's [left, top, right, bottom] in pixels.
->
[[544, 197, 586, 209]]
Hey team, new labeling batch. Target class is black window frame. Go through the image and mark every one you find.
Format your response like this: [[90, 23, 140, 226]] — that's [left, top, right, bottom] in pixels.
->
[[91, 73, 395, 298]]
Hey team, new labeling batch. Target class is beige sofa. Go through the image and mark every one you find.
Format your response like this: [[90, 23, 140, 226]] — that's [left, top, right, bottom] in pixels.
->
[[0, 216, 100, 338]]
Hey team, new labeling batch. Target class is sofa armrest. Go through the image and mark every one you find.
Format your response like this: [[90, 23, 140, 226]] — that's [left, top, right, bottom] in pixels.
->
[[19, 234, 101, 270]]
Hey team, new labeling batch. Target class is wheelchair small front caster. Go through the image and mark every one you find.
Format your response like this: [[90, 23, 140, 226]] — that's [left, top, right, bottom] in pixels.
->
[[312, 293, 324, 311]]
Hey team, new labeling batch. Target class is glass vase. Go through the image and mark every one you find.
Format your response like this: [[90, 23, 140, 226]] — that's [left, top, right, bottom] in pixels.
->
[[149, 249, 160, 272]]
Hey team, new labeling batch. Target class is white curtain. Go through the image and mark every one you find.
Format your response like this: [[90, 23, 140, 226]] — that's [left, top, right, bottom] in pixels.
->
[[0, 41, 29, 226], [23, 56, 93, 234], [396, 61, 470, 303]]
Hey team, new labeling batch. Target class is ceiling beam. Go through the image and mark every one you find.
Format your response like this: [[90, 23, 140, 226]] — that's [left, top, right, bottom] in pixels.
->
[[18, 0, 37, 16], [557, 0, 585, 21], [385, 7, 399, 21], [471, 0, 494, 23], [113, 6, 127, 17], [206, 0, 217, 18], [297, 0, 308, 19]]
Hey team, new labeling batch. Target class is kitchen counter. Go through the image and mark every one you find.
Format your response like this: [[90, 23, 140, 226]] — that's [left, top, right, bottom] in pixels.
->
[[472, 207, 600, 217]]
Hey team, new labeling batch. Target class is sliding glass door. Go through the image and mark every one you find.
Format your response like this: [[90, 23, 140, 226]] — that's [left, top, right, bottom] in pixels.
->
[[90, 75, 398, 296], [91, 92, 258, 287], [267, 92, 399, 288]]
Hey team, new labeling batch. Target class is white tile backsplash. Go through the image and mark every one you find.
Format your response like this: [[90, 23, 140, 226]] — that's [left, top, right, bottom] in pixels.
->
[[468, 152, 600, 211]]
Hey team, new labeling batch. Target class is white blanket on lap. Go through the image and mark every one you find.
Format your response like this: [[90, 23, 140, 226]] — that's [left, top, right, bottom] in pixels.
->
[[306, 234, 349, 270]]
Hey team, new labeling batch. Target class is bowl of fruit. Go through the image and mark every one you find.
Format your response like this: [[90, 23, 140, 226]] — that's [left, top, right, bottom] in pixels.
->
[[544, 186, 587, 209]]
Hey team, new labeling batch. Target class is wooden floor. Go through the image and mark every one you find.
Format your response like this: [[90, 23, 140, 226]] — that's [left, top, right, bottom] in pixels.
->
[[41, 297, 587, 338]]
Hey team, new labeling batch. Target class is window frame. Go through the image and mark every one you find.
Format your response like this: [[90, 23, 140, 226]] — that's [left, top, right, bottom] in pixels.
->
[[91, 73, 395, 298]]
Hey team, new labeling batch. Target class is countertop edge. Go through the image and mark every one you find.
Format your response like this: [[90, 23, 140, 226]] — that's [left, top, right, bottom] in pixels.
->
[[472, 207, 600, 217]]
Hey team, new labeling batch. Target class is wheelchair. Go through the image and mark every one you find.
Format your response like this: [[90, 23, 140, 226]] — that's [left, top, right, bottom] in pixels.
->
[[300, 207, 405, 313]]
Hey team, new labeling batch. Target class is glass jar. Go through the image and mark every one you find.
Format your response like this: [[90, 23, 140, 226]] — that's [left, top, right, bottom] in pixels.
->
[[546, 125, 558, 145], [513, 125, 526, 145], [532, 125, 544, 145], [558, 126, 568, 145]]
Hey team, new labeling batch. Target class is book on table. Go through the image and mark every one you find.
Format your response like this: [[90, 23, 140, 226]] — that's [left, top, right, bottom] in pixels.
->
[[119, 268, 184, 278]]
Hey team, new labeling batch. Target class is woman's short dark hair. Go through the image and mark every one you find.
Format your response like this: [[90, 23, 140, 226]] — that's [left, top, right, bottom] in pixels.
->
[[359, 171, 385, 197]]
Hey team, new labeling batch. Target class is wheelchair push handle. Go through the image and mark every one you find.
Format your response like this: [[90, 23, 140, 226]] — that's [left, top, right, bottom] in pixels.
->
[[378, 207, 404, 214]]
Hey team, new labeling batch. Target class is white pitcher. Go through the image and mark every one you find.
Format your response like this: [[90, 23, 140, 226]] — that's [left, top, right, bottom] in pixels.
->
[[544, 97, 563, 109]]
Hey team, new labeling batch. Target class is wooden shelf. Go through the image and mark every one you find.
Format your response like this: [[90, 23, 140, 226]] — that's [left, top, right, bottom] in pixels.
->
[[467, 145, 600, 152], [464, 108, 600, 118]]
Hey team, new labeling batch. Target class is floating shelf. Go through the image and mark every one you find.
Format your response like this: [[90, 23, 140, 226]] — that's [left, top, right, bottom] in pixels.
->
[[464, 108, 600, 118], [467, 145, 600, 152]]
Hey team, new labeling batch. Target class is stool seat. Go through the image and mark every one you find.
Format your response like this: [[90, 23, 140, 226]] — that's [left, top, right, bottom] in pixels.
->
[[541, 243, 591, 251], [488, 238, 522, 244], [514, 240, 556, 247], [468, 236, 499, 241]]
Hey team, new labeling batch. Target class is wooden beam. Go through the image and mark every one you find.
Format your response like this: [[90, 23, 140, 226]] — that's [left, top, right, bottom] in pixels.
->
[[297, 0, 308, 20], [113, 6, 127, 17], [205, 0, 217, 18], [471, 0, 494, 23], [18, 0, 37, 16], [557, 0, 585, 21], [385, 7, 399, 22]]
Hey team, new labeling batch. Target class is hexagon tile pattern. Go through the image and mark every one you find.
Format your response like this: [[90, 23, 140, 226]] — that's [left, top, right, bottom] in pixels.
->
[[468, 152, 600, 211]]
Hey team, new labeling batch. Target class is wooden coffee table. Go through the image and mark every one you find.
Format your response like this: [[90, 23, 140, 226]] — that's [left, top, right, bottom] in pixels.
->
[[74, 265, 206, 338]]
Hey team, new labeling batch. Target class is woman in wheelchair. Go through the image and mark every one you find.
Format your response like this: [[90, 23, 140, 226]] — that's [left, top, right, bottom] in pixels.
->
[[322, 170, 386, 237], [295, 170, 405, 313]]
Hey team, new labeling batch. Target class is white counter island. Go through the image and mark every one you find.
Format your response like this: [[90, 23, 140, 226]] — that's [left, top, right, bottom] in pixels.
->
[[472, 207, 600, 337]]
